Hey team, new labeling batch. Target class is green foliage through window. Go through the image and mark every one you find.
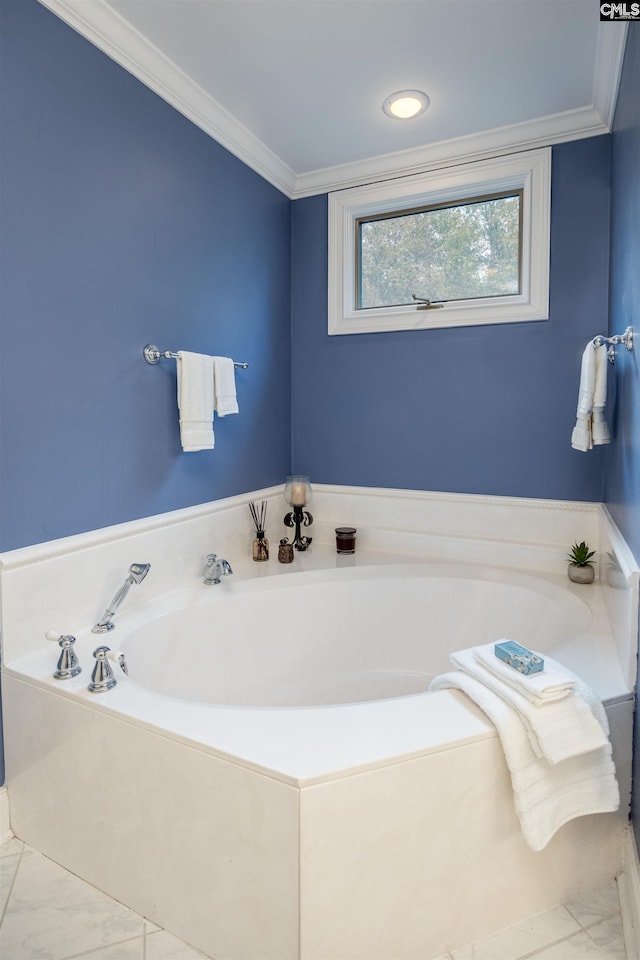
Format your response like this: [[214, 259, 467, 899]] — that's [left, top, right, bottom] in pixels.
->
[[357, 192, 522, 310]]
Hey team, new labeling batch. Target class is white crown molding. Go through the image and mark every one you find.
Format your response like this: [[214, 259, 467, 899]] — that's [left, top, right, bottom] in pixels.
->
[[36, 0, 297, 197], [38, 3, 626, 200], [593, 21, 629, 130], [293, 106, 608, 198]]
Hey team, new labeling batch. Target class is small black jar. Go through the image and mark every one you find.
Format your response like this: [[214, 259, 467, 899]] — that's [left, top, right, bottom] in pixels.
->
[[335, 527, 357, 554]]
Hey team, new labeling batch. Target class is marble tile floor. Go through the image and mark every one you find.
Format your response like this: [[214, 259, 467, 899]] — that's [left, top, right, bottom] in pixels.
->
[[0, 834, 629, 960], [437, 879, 628, 960], [0, 837, 208, 960]]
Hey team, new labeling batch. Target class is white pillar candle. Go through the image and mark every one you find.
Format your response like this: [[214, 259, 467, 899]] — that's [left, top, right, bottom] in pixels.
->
[[290, 482, 307, 506]]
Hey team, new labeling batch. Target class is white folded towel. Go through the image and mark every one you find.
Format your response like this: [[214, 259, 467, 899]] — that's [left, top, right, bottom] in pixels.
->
[[571, 341, 610, 451], [176, 351, 215, 452], [213, 356, 239, 417], [429, 670, 619, 851], [474, 642, 575, 704], [592, 343, 611, 445], [451, 647, 609, 765]]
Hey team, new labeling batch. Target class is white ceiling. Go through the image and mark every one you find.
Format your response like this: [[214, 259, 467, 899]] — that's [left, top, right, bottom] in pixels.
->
[[39, 1, 628, 198]]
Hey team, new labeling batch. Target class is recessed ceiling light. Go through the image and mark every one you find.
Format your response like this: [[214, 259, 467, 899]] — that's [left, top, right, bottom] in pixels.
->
[[382, 90, 430, 120]]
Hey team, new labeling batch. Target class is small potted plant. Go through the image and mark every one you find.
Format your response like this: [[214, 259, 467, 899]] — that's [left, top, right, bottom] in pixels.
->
[[567, 541, 596, 584]]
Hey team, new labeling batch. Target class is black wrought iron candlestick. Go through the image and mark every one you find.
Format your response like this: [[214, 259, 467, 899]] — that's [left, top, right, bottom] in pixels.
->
[[284, 504, 313, 550], [283, 476, 313, 551]]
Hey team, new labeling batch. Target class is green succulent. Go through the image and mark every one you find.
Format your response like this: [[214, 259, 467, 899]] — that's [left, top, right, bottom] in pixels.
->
[[567, 541, 596, 567]]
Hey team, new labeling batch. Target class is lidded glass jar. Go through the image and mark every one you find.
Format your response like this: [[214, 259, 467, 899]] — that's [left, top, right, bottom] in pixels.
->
[[335, 527, 357, 554]]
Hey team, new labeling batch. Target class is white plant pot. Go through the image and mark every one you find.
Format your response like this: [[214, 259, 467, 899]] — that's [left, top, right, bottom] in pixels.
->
[[568, 563, 595, 584]]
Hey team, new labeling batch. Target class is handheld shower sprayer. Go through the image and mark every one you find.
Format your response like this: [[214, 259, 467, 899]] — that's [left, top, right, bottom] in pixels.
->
[[92, 562, 150, 634]]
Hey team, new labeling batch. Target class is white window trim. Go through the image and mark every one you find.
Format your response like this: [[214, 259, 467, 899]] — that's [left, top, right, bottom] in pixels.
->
[[328, 148, 551, 335]]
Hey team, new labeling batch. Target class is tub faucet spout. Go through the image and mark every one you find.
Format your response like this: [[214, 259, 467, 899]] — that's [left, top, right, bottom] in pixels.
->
[[203, 554, 233, 585], [92, 562, 151, 633]]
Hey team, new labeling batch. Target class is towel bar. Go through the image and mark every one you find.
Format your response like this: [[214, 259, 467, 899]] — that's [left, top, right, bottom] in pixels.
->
[[592, 326, 633, 364], [143, 344, 248, 369]]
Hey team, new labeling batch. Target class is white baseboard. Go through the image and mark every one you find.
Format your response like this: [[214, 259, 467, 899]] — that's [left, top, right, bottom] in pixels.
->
[[0, 786, 12, 843], [618, 825, 640, 960]]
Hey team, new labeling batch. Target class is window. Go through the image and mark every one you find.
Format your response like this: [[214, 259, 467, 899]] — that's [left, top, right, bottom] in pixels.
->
[[357, 191, 522, 309], [328, 149, 550, 335]]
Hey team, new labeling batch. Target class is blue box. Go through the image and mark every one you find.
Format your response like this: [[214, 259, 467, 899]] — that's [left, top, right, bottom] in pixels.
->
[[494, 641, 544, 675]]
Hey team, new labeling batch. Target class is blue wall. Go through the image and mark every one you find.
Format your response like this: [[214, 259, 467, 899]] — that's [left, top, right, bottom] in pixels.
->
[[604, 27, 640, 843], [0, 0, 292, 554], [0, 0, 292, 786], [605, 28, 640, 562], [291, 137, 611, 500]]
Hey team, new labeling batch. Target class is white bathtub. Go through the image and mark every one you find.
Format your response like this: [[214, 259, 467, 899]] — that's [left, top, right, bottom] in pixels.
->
[[119, 563, 596, 708], [2, 548, 635, 959]]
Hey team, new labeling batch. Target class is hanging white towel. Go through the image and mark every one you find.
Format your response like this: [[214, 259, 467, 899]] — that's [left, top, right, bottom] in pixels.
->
[[213, 356, 239, 417], [176, 351, 215, 452], [592, 342, 611, 445], [429, 670, 619, 851], [571, 341, 610, 451], [450, 647, 609, 765]]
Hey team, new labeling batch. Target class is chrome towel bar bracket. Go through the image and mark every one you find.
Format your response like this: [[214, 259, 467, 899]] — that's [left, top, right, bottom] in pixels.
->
[[592, 326, 634, 364], [143, 344, 248, 369]]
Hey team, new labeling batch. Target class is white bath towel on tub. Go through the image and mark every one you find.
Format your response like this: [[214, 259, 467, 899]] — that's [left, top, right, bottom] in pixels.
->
[[472, 643, 576, 704], [451, 646, 609, 764], [429, 671, 619, 851]]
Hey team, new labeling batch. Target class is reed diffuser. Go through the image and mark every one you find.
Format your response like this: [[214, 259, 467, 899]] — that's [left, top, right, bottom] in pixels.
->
[[249, 500, 269, 561]]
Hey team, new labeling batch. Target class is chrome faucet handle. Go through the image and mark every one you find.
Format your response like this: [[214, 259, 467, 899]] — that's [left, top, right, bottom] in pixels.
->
[[88, 645, 117, 693], [46, 630, 81, 680], [106, 649, 128, 676]]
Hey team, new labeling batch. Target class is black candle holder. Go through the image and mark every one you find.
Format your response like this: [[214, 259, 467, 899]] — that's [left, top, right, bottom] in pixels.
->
[[283, 504, 313, 551], [283, 475, 313, 551]]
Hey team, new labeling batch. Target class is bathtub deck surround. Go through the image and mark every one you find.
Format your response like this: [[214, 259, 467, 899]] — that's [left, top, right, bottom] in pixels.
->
[[0, 788, 9, 843], [0, 485, 638, 959]]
